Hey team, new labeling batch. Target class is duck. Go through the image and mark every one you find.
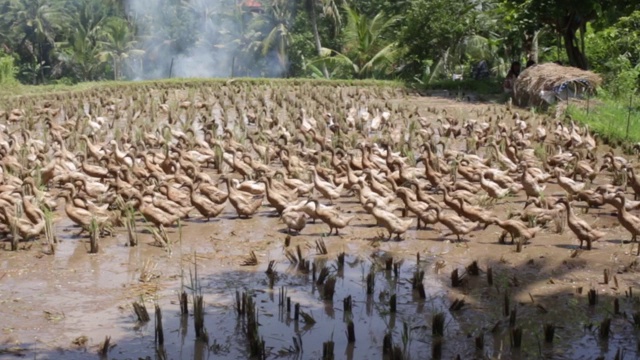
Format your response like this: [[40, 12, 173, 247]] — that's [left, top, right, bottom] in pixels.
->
[[304, 199, 354, 235], [61, 182, 110, 215], [275, 170, 314, 196], [181, 182, 226, 221], [365, 199, 413, 240], [231, 178, 266, 195], [352, 182, 395, 209], [132, 193, 181, 227], [547, 146, 574, 168], [75, 177, 111, 200], [456, 198, 494, 226], [247, 135, 274, 162], [555, 168, 586, 197], [258, 176, 294, 215], [601, 151, 628, 173], [195, 179, 228, 204], [19, 194, 45, 226], [480, 171, 511, 199], [451, 174, 482, 191], [78, 154, 110, 179], [626, 167, 640, 200], [0, 205, 45, 241], [224, 177, 263, 218], [456, 160, 482, 182], [526, 166, 553, 183], [489, 217, 540, 244], [311, 168, 344, 203], [575, 189, 605, 211], [603, 192, 640, 211], [146, 191, 193, 218], [514, 198, 564, 228], [429, 205, 478, 242], [570, 153, 597, 182], [437, 185, 467, 214], [243, 154, 271, 175], [554, 198, 604, 250], [535, 124, 547, 143], [490, 142, 518, 172], [156, 183, 191, 208], [396, 187, 437, 229], [280, 208, 308, 235], [22, 177, 57, 210], [57, 191, 112, 233], [409, 181, 438, 205], [520, 162, 545, 200], [230, 150, 254, 180], [80, 135, 107, 160], [284, 198, 330, 224], [341, 158, 366, 189], [416, 148, 443, 187], [109, 140, 134, 167], [611, 193, 640, 254]]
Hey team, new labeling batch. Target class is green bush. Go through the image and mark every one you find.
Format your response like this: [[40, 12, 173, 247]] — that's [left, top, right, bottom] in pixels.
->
[[586, 11, 640, 97], [601, 56, 640, 98], [0, 56, 18, 85]]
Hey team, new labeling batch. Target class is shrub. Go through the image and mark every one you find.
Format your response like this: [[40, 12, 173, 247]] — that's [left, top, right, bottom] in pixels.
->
[[0, 56, 18, 85]]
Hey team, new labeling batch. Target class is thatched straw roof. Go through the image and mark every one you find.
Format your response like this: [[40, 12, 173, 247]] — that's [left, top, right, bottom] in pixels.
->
[[513, 63, 602, 107]]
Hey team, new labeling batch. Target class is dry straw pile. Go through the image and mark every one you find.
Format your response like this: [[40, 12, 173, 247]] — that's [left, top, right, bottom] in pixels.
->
[[514, 63, 602, 107]]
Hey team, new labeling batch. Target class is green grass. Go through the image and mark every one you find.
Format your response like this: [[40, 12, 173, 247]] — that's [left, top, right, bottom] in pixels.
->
[[566, 95, 640, 144], [1, 76, 510, 105], [0, 77, 404, 99], [0, 57, 18, 86]]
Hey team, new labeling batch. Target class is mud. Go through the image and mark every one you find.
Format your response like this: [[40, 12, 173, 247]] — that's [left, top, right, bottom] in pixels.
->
[[1, 92, 640, 360]]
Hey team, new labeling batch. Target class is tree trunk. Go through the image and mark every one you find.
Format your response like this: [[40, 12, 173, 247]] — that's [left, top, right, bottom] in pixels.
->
[[580, 23, 586, 61], [38, 41, 45, 84], [523, 30, 534, 62], [560, 14, 588, 70], [529, 30, 539, 63], [307, 0, 329, 79], [563, 28, 588, 70]]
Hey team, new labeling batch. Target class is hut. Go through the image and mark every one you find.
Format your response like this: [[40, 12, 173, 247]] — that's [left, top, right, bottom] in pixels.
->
[[513, 63, 602, 107], [242, 0, 263, 13]]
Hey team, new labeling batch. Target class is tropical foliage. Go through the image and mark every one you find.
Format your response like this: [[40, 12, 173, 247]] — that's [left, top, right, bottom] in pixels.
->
[[0, 0, 636, 95]]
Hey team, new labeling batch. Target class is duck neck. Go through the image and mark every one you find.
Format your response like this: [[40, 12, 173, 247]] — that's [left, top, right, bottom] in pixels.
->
[[562, 202, 573, 221]]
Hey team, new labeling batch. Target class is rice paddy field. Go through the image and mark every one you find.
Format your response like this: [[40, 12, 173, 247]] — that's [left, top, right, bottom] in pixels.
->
[[0, 79, 639, 360]]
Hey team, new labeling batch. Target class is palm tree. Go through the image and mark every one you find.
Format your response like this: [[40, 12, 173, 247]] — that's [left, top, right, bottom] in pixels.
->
[[256, 0, 294, 77], [61, 0, 112, 40], [58, 27, 104, 81], [181, 0, 217, 28], [3, 0, 64, 83], [99, 19, 143, 80], [310, 5, 399, 79], [57, 0, 115, 81], [301, 0, 343, 78], [221, 4, 263, 77]]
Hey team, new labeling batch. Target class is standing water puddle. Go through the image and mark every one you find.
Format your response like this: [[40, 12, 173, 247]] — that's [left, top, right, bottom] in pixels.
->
[[3, 233, 639, 360]]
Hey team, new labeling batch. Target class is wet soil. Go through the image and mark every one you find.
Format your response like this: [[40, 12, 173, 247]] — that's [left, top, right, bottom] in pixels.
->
[[1, 94, 640, 360]]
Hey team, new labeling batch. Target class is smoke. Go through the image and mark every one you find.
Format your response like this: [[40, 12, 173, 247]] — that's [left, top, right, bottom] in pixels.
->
[[124, 0, 284, 79]]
